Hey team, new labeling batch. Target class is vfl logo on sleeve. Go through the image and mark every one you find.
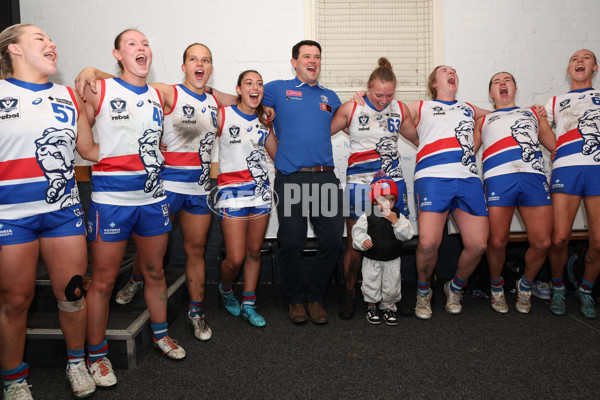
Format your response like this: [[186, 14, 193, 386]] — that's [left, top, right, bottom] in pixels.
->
[[0, 97, 20, 120], [182, 104, 197, 124], [109, 98, 129, 120], [35, 127, 79, 208]]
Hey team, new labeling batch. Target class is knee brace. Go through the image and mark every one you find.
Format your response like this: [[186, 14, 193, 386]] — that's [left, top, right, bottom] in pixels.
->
[[57, 297, 84, 312], [58, 275, 85, 312]]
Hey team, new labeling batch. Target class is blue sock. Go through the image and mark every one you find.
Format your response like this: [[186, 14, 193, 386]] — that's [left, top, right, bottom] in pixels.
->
[[2, 362, 29, 388], [579, 279, 594, 295], [219, 282, 233, 295], [151, 321, 169, 341], [450, 275, 468, 292], [519, 276, 533, 292], [551, 277, 565, 291], [242, 292, 256, 308], [188, 300, 204, 317], [490, 277, 504, 292], [417, 280, 430, 296], [131, 273, 143, 284], [87, 340, 109, 364], [67, 348, 85, 365]]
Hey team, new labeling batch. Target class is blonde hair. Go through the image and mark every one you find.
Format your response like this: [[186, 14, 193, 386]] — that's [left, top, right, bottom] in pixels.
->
[[427, 65, 444, 100], [367, 57, 396, 87], [0, 24, 34, 79]]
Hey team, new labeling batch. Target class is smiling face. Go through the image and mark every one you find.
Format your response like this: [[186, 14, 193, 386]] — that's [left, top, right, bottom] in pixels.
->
[[367, 79, 395, 111], [9, 25, 57, 80], [182, 44, 213, 92], [235, 71, 264, 113], [113, 30, 152, 81], [567, 49, 598, 87], [432, 65, 458, 99], [290, 45, 321, 86], [489, 72, 517, 109]]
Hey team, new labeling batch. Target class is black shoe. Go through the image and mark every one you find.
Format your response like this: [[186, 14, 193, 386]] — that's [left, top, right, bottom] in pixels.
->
[[338, 292, 356, 319], [398, 297, 413, 317], [382, 309, 398, 326], [365, 306, 381, 324]]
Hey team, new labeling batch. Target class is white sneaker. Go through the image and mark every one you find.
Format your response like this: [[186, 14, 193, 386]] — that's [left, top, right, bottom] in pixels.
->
[[490, 289, 509, 314], [115, 279, 143, 305], [444, 281, 463, 315], [515, 280, 532, 314], [66, 362, 96, 398], [531, 281, 551, 300], [88, 357, 117, 387], [3, 380, 33, 400], [415, 290, 433, 320], [154, 336, 186, 360], [187, 312, 212, 341]]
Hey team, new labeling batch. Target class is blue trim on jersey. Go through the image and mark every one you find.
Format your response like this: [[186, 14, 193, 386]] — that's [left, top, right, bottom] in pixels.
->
[[0, 181, 50, 204], [178, 84, 207, 102], [414, 150, 464, 173], [568, 87, 594, 93], [347, 160, 383, 175], [556, 140, 583, 159], [113, 78, 149, 95], [231, 105, 257, 122], [434, 99, 458, 106], [493, 107, 519, 113], [6, 78, 53, 92], [483, 148, 532, 173], [92, 174, 160, 192], [163, 169, 201, 183]]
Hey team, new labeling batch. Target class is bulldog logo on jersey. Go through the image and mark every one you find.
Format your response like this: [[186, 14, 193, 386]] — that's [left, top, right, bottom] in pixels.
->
[[578, 108, 600, 161], [510, 117, 543, 172], [110, 98, 129, 121], [198, 131, 216, 191], [138, 129, 165, 198], [376, 136, 403, 180], [454, 120, 477, 174], [0, 97, 19, 120], [246, 149, 271, 202], [35, 127, 79, 208]]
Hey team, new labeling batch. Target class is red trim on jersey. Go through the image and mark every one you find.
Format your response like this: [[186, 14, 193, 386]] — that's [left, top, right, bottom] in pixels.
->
[[530, 107, 540, 122], [154, 87, 163, 110], [66, 86, 79, 116], [163, 85, 177, 116], [92, 154, 144, 172], [0, 158, 42, 180], [552, 97, 557, 122], [210, 93, 220, 109], [416, 101, 424, 127], [163, 152, 201, 166], [398, 101, 405, 120], [416, 137, 460, 163], [348, 102, 358, 126], [482, 136, 518, 160], [96, 79, 106, 117], [347, 150, 380, 166], [218, 106, 226, 137], [556, 128, 581, 148], [465, 102, 476, 117], [217, 170, 253, 186]]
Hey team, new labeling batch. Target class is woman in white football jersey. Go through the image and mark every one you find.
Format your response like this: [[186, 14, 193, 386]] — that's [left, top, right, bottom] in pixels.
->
[[0, 24, 98, 399], [81, 29, 186, 388], [546, 49, 600, 319], [331, 57, 418, 320], [216, 70, 277, 327], [473, 71, 555, 315]]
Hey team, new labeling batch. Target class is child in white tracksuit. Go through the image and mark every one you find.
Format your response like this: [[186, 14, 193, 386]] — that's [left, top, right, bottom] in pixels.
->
[[352, 175, 414, 325]]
